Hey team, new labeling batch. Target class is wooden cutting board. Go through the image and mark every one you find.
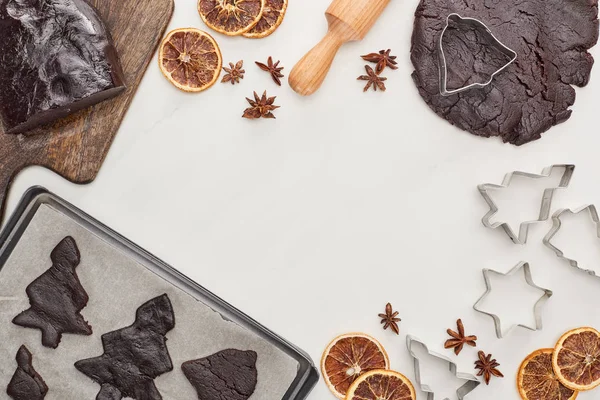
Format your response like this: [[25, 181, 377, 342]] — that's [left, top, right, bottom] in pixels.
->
[[0, 0, 174, 223]]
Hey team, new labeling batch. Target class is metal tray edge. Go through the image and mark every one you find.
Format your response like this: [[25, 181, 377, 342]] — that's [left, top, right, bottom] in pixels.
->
[[0, 186, 319, 400]]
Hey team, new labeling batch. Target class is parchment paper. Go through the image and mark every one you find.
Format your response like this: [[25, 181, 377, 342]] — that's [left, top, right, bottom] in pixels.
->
[[0, 204, 298, 399]]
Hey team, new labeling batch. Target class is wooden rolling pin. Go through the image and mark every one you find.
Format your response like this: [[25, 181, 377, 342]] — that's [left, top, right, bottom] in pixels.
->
[[289, 0, 391, 96]]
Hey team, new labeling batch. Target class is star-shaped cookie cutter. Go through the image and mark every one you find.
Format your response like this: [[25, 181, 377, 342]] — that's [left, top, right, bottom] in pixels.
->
[[406, 335, 480, 400], [478, 164, 575, 244], [438, 13, 518, 96], [543, 204, 600, 276], [473, 262, 553, 339]]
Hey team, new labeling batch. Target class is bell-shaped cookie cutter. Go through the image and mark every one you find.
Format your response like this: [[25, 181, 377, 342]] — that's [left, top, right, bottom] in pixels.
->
[[406, 335, 480, 400], [478, 164, 575, 245], [438, 13, 518, 96], [473, 262, 553, 338], [543, 204, 600, 276]]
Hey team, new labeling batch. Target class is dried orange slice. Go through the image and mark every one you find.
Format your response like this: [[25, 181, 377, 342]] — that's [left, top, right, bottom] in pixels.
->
[[553, 327, 600, 391], [158, 28, 222, 92], [242, 0, 288, 39], [517, 348, 578, 400], [321, 333, 390, 399], [198, 0, 265, 36], [346, 370, 416, 400]]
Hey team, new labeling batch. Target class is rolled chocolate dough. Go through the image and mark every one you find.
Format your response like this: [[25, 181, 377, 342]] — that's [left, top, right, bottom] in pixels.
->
[[411, 0, 599, 145]]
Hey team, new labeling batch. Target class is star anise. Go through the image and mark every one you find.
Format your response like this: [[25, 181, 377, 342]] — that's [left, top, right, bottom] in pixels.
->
[[357, 65, 387, 92], [444, 319, 477, 355], [222, 60, 245, 85], [361, 49, 398, 74], [242, 91, 280, 119], [256, 57, 284, 86], [378, 303, 401, 335], [475, 351, 504, 385]]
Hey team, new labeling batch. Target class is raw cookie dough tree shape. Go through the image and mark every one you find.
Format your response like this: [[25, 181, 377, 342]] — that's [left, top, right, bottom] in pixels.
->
[[7, 345, 48, 400], [13, 236, 92, 348], [75, 294, 175, 400], [182, 349, 258, 400]]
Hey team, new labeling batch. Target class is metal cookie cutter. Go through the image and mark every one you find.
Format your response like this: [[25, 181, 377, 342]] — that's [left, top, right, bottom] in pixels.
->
[[473, 262, 553, 338], [479, 164, 575, 245], [438, 13, 518, 96], [406, 335, 480, 400], [543, 205, 600, 277]]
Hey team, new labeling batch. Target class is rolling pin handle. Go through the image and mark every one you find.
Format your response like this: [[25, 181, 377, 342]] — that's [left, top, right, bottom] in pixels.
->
[[289, 28, 345, 96]]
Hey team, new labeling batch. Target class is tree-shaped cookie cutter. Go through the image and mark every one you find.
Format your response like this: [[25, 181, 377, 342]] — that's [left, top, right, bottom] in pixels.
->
[[473, 262, 553, 339], [406, 335, 480, 400], [438, 13, 517, 96], [478, 164, 575, 244], [543, 204, 600, 277]]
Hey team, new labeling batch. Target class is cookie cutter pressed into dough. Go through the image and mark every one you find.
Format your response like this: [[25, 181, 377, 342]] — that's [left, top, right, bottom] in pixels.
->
[[478, 164, 575, 245], [543, 205, 600, 277], [473, 262, 553, 339], [406, 335, 480, 400], [438, 13, 518, 96]]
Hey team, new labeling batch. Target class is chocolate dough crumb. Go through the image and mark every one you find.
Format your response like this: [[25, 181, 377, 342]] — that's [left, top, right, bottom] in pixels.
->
[[411, 0, 599, 145], [75, 294, 175, 400], [13, 236, 92, 348], [7, 345, 48, 400], [182, 349, 258, 400]]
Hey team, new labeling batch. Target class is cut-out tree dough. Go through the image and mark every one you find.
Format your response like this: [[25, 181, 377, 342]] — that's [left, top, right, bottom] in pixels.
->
[[13, 236, 92, 348], [75, 294, 175, 400], [182, 349, 258, 400], [7, 345, 48, 400]]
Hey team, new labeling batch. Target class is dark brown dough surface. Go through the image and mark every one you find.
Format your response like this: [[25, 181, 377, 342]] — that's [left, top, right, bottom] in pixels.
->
[[182, 349, 258, 400], [13, 236, 92, 348], [75, 294, 175, 400], [0, 0, 125, 134], [7, 345, 48, 400], [411, 0, 599, 145]]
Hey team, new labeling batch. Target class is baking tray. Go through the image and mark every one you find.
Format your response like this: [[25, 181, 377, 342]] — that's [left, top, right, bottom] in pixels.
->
[[0, 187, 318, 400]]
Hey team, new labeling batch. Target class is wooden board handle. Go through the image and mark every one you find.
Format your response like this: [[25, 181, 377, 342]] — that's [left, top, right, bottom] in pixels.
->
[[289, 28, 345, 96]]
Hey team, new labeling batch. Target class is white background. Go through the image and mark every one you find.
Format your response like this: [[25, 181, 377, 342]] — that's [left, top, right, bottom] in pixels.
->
[[4, 0, 600, 399]]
